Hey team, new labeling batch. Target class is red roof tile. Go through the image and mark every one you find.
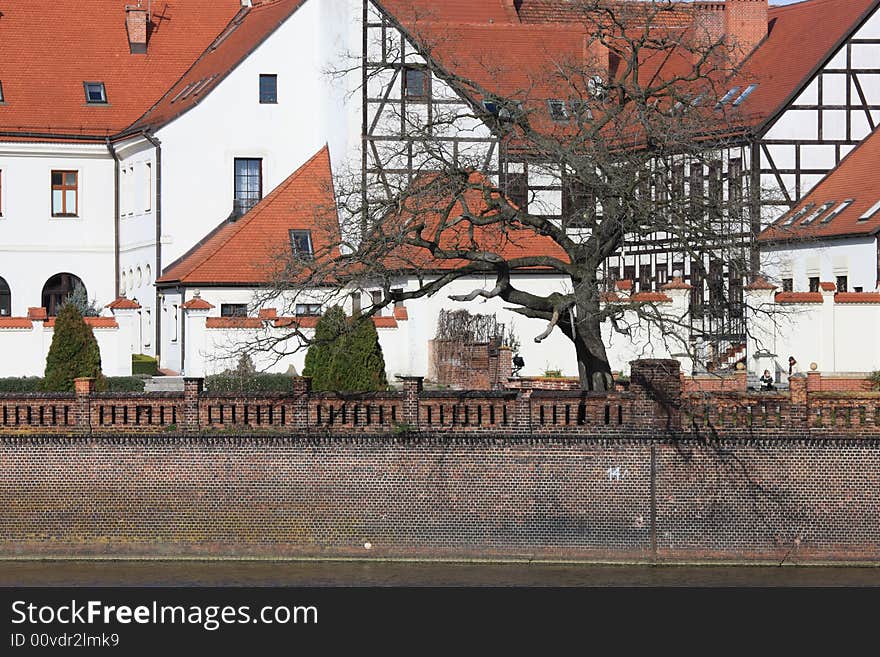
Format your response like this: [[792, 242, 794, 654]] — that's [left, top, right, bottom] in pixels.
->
[[835, 292, 880, 304], [744, 277, 777, 291], [45, 317, 118, 328], [819, 282, 837, 292], [105, 297, 141, 310], [0, 318, 33, 329], [0, 1, 244, 137], [759, 126, 880, 243], [159, 146, 340, 285], [181, 297, 215, 310], [775, 292, 823, 304], [26, 307, 48, 321], [206, 315, 396, 329], [394, 306, 410, 321], [629, 292, 672, 303]]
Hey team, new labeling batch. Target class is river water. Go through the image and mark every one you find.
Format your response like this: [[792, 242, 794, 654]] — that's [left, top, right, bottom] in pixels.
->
[[2, 561, 879, 587]]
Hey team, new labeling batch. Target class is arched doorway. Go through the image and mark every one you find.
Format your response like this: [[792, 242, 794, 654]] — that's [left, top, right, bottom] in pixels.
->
[[0, 276, 10, 317], [41, 273, 85, 316]]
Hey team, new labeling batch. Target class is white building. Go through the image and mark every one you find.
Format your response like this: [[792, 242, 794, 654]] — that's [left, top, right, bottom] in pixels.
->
[[2, 0, 880, 380]]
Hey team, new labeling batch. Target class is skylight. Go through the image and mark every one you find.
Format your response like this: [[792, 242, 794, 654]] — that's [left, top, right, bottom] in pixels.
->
[[84, 82, 107, 104], [800, 200, 836, 225], [782, 202, 814, 226], [820, 199, 854, 224], [732, 83, 758, 107], [859, 199, 880, 222], [715, 86, 741, 109], [547, 99, 568, 121], [170, 82, 197, 104]]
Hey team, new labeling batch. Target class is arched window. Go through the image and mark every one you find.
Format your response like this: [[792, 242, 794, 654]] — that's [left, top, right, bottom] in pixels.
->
[[41, 273, 85, 316], [0, 276, 10, 317]]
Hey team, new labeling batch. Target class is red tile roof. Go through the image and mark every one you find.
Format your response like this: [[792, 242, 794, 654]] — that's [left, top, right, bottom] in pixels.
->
[[45, 317, 119, 329], [0, 1, 244, 137], [661, 277, 692, 290], [181, 297, 215, 310], [835, 292, 880, 304], [759, 126, 880, 243], [206, 315, 397, 329], [377, 172, 569, 272], [745, 277, 777, 291], [105, 297, 141, 310], [775, 292, 823, 304], [629, 292, 673, 303], [0, 318, 33, 329], [159, 146, 340, 285], [26, 307, 48, 321]]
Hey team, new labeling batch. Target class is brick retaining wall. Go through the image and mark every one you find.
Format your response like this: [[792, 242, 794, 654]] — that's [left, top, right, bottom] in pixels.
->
[[0, 433, 877, 563]]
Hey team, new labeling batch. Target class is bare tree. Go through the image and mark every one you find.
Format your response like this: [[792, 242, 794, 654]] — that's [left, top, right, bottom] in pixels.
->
[[255, 0, 784, 389]]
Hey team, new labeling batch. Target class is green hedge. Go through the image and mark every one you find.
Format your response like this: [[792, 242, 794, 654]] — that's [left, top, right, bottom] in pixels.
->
[[0, 377, 44, 393], [205, 373, 295, 394], [0, 376, 146, 393], [132, 354, 159, 376]]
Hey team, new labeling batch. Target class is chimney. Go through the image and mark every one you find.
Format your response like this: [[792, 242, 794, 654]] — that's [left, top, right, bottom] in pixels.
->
[[724, 0, 768, 64], [125, 4, 149, 54], [691, 2, 726, 59]]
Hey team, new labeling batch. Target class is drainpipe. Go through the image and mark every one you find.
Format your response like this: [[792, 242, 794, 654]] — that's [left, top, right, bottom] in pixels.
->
[[105, 138, 121, 298], [142, 130, 163, 357]]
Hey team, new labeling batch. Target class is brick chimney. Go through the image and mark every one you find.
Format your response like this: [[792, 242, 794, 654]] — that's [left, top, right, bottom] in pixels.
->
[[125, 4, 149, 54], [724, 0, 768, 64], [692, 2, 726, 52]]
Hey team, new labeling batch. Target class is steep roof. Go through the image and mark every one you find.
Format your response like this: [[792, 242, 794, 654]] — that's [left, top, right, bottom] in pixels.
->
[[0, 0, 243, 138], [126, 0, 309, 135], [158, 146, 340, 286], [758, 126, 880, 243]]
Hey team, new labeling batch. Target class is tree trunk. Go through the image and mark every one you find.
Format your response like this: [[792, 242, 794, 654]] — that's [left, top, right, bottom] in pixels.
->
[[571, 305, 615, 391]]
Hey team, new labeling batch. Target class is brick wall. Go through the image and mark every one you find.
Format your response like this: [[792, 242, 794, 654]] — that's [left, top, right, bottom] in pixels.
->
[[428, 340, 513, 390], [1, 434, 877, 562]]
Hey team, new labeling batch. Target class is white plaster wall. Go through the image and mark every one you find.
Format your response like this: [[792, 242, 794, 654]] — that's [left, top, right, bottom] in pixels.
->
[[155, 0, 359, 266], [0, 322, 132, 378], [761, 237, 878, 292], [0, 142, 116, 315]]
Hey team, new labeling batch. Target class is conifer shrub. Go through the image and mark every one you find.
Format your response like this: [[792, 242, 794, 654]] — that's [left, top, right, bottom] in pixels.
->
[[42, 303, 106, 392], [303, 307, 388, 391]]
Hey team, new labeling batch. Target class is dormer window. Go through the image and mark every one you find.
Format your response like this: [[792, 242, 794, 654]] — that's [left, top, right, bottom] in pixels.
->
[[782, 203, 814, 226], [289, 229, 314, 259], [800, 200, 835, 225], [547, 99, 568, 122], [821, 199, 854, 224], [859, 199, 880, 222], [84, 82, 107, 104], [715, 86, 740, 109], [732, 83, 758, 107]]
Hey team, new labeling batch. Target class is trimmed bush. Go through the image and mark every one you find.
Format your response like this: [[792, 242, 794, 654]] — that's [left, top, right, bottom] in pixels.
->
[[42, 303, 106, 392], [205, 373, 295, 394], [303, 307, 388, 391], [106, 377, 147, 392], [132, 353, 159, 376], [0, 377, 44, 393]]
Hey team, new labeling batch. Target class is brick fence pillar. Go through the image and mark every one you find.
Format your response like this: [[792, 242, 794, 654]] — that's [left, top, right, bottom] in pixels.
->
[[183, 377, 204, 433], [515, 389, 532, 433], [788, 374, 809, 428], [74, 377, 95, 434], [630, 359, 683, 433], [292, 376, 312, 430], [806, 370, 821, 392], [401, 377, 423, 429]]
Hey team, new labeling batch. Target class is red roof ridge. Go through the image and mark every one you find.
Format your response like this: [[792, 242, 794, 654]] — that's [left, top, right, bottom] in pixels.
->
[[181, 297, 215, 310], [819, 281, 837, 292], [159, 145, 333, 284], [745, 277, 777, 291], [105, 296, 142, 310], [661, 277, 692, 290], [26, 307, 48, 321]]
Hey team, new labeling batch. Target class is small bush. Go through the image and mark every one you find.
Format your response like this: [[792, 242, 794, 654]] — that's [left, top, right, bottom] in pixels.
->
[[106, 377, 147, 392], [132, 354, 159, 376], [0, 377, 44, 393], [205, 373, 295, 393]]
